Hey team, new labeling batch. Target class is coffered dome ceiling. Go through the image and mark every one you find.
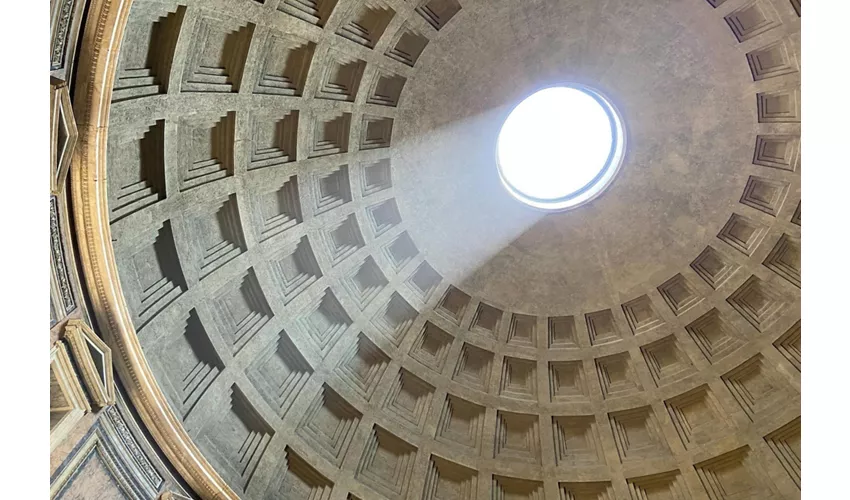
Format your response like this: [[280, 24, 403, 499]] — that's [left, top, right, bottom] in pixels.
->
[[103, 0, 801, 498], [395, 0, 760, 313]]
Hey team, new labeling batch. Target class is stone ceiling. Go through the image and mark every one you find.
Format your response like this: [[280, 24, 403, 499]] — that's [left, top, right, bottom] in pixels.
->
[[394, 0, 759, 314], [104, 0, 801, 498]]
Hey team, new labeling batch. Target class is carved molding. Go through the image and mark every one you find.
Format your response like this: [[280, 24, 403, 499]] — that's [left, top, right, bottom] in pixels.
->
[[50, 405, 163, 500], [63, 319, 116, 408], [50, 0, 76, 70], [50, 341, 90, 452], [70, 0, 238, 497], [50, 79, 78, 194], [50, 196, 77, 321], [103, 405, 165, 491], [50, 0, 87, 80], [50, 428, 138, 499]]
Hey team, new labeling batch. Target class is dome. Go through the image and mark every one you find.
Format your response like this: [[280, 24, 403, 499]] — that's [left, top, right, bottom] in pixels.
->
[[67, 0, 802, 498]]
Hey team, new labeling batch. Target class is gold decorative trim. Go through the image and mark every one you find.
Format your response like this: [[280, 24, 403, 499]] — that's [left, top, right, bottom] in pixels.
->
[[69, 0, 238, 497], [64, 319, 116, 408]]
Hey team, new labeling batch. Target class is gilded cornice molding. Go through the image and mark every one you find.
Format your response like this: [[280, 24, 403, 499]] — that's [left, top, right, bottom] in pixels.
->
[[69, 0, 238, 497]]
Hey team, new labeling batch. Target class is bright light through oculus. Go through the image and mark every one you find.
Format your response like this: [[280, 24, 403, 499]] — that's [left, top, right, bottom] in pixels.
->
[[496, 85, 625, 211]]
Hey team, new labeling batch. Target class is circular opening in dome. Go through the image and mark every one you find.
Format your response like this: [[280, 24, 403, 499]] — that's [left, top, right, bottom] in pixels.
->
[[496, 85, 626, 211]]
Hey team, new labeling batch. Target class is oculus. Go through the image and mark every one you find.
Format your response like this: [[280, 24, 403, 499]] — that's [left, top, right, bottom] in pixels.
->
[[496, 85, 626, 211]]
